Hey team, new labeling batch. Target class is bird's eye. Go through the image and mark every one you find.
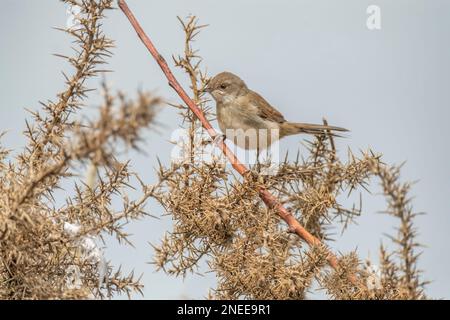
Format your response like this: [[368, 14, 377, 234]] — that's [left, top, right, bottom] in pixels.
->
[[220, 84, 228, 89]]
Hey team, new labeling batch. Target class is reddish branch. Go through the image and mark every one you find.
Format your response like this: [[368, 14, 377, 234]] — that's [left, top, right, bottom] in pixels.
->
[[118, 0, 340, 270]]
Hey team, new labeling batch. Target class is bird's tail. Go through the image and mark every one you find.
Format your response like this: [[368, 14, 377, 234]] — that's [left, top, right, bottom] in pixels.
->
[[280, 122, 348, 137]]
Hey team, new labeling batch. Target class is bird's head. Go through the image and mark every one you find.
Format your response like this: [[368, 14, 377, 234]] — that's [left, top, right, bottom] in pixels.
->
[[204, 72, 248, 103]]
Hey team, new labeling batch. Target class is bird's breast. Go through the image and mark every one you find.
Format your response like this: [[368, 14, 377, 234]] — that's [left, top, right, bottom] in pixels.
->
[[217, 102, 258, 131], [216, 101, 280, 150]]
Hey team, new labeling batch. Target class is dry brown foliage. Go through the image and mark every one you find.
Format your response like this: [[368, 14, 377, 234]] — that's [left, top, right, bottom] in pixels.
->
[[0, 1, 428, 300], [150, 16, 428, 300], [0, 0, 161, 299]]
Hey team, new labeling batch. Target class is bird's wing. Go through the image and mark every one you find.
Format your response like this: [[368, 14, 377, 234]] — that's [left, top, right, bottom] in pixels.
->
[[247, 90, 286, 123]]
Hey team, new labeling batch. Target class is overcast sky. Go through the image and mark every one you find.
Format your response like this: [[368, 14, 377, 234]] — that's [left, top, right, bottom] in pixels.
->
[[1, 0, 449, 299]]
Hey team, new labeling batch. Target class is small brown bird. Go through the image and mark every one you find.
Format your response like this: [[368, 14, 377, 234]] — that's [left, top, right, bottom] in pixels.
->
[[205, 72, 348, 150]]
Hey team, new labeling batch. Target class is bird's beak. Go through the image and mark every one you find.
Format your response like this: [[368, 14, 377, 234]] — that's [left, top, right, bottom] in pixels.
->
[[203, 87, 211, 93]]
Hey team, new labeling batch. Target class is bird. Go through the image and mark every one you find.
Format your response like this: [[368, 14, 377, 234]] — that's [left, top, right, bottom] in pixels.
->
[[204, 71, 348, 151]]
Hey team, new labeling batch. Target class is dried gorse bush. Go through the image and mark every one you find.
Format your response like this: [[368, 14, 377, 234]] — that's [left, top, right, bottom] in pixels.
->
[[0, 1, 427, 300], [0, 0, 161, 299], [150, 16, 428, 300]]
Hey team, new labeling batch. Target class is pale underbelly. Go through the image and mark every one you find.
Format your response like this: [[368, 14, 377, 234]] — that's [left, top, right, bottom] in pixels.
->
[[217, 107, 280, 150]]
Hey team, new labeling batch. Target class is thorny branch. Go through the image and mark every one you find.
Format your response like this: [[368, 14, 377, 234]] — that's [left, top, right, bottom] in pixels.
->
[[0, 0, 161, 299], [117, 0, 343, 272]]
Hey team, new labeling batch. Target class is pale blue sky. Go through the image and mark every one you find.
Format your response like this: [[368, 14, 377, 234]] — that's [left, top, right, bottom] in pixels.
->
[[1, 0, 449, 299]]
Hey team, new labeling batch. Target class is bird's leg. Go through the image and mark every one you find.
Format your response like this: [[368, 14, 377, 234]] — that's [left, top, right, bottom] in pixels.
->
[[256, 145, 261, 172], [212, 133, 226, 148]]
